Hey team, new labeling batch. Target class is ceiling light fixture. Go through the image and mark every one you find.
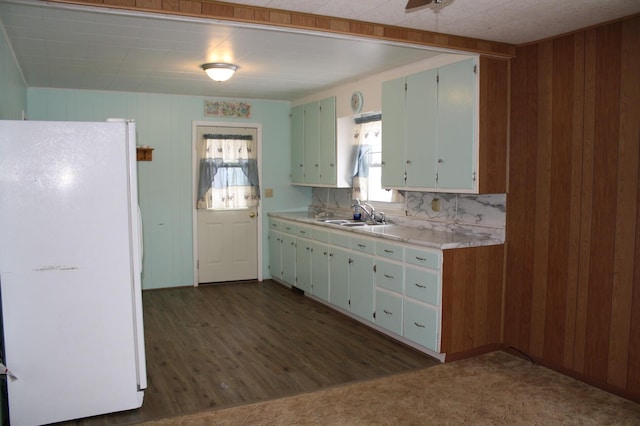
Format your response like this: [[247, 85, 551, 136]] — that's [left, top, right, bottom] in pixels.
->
[[201, 63, 238, 82]]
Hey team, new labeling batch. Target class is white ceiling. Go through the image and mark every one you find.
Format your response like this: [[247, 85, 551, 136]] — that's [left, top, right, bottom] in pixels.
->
[[1, 0, 638, 101]]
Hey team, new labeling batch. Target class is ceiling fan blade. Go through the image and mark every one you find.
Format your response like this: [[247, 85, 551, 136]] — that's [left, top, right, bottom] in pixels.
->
[[405, 0, 432, 11]]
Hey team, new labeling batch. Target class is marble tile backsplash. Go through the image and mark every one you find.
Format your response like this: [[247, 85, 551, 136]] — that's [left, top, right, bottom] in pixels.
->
[[310, 188, 506, 240]]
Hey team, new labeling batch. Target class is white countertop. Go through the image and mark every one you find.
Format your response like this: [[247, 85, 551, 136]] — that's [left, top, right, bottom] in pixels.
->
[[268, 211, 504, 250]]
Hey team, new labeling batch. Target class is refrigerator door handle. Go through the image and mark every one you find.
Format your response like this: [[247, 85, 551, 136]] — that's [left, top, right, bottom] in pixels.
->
[[137, 206, 143, 270]]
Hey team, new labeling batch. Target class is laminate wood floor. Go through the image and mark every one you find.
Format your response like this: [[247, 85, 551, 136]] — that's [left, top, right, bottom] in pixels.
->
[[61, 280, 438, 425]]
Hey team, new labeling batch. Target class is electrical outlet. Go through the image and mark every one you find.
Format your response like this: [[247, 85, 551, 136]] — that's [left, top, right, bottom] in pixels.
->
[[431, 198, 441, 212], [264, 188, 273, 198]]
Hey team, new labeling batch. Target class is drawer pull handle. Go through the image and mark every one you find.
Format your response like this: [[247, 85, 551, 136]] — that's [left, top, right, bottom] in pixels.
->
[[300, 231, 306, 234], [414, 322, 425, 328], [383, 309, 393, 315], [357, 243, 366, 248], [384, 249, 394, 253], [415, 283, 426, 288], [415, 256, 427, 261], [323, 252, 328, 255], [384, 274, 394, 279]]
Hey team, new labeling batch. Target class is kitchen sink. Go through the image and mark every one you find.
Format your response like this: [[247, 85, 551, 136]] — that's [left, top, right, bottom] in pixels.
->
[[317, 218, 383, 227]]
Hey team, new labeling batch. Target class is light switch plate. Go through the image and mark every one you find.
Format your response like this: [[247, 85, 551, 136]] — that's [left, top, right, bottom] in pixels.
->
[[264, 188, 273, 198]]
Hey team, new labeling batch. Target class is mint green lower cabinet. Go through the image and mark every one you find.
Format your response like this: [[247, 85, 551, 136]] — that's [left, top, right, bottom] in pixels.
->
[[375, 289, 403, 335], [405, 265, 440, 306], [329, 246, 350, 311], [310, 241, 329, 301], [295, 237, 311, 292], [375, 259, 403, 293], [281, 234, 296, 285], [269, 230, 283, 280], [403, 299, 439, 352], [349, 252, 374, 321]]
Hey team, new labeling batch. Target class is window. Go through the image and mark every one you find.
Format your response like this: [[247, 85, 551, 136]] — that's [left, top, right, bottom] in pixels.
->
[[351, 115, 402, 205]]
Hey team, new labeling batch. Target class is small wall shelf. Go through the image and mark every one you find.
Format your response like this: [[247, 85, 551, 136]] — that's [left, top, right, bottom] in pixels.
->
[[137, 147, 154, 161]]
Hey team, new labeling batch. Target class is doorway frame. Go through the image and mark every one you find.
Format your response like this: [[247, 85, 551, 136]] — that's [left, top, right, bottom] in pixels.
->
[[191, 120, 264, 287]]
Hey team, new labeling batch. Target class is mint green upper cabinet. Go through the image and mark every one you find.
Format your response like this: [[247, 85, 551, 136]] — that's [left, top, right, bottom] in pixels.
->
[[406, 68, 438, 189], [381, 76, 406, 188], [436, 58, 476, 191], [318, 97, 336, 186], [381, 57, 480, 193], [290, 105, 304, 184], [303, 101, 321, 183], [290, 96, 345, 187], [381, 68, 438, 189]]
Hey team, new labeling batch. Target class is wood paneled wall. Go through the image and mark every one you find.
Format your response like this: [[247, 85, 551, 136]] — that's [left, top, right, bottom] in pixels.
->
[[441, 244, 504, 360], [505, 15, 640, 402]]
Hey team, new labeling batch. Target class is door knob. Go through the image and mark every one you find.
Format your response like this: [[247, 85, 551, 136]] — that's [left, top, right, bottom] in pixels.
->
[[249, 212, 256, 218]]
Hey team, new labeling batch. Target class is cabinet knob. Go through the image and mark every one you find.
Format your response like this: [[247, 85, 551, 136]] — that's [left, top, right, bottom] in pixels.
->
[[438, 158, 443, 163], [406, 160, 411, 164]]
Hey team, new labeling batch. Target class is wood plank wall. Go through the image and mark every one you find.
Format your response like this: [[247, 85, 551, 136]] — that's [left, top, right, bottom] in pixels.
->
[[49, 0, 515, 58], [505, 15, 640, 402], [441, 244, 504, 360]]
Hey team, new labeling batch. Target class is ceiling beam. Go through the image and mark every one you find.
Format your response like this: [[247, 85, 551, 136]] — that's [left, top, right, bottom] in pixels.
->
[[45, 0, 517, 58]]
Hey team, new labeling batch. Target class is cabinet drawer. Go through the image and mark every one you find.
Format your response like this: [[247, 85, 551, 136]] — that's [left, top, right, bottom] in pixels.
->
[[281, 221, 296, 235], [296, 225, 310, 238], [270, 218, 283, 230], [329, 231, 350, 248], [351, 236, 375, 254], [375, 260, 403, 294], [310, 227, 330, 243], [405, 247, 441, 270], [376, 241, 404, 261], [405, 266, 440, 306], [375, 289, 403, 335], [403, 299, 439, 352]]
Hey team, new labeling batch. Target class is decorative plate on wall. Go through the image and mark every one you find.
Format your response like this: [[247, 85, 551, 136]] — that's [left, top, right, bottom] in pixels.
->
[[351, 91, 363, 113]]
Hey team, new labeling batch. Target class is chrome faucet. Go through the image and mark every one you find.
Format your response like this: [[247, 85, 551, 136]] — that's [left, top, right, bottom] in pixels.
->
[[352, 199, 376, 223]]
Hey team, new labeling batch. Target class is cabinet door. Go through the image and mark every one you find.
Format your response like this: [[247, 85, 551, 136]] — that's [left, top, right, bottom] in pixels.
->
[[436, 58, 476, 191], [319, 97, 336, 186], [329, 246, 350, 311], [290, 105, 304, 184], [310, 241, 329, 301], [349, 252, 374, 321], [406, 68, 438, 189], [281, 234, 297, 285], [269, 230, 283, 280], [381, 77, 407, 188], [303, 101, 320, 184], [295, 237, 311, 292]]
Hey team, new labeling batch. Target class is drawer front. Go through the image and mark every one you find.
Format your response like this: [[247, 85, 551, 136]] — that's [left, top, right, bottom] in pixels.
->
[[403, 299, 439, 352], [270, 218, 283, 230], [351, 236, 375, 254], [296, 225, 310, 238], [281, 221, 296, 235], [405, 266, 440, 306], [375, 289, 403, 335], [405, 247, 441, 270], [329, 231, 350, 249], [375, 260, 403, 294], [376, 240, 404, 261], [310, 226, 330, 243]]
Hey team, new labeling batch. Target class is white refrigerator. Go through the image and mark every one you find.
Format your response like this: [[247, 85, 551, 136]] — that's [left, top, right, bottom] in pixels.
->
[[0, 119, 147, 425]]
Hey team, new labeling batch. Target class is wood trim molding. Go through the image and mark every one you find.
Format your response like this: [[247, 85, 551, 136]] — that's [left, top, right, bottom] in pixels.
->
[[45, 0, 516, 58]]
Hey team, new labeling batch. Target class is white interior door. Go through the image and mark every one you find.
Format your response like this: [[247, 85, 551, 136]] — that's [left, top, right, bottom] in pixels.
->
[[195, 125, 259, 284]]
